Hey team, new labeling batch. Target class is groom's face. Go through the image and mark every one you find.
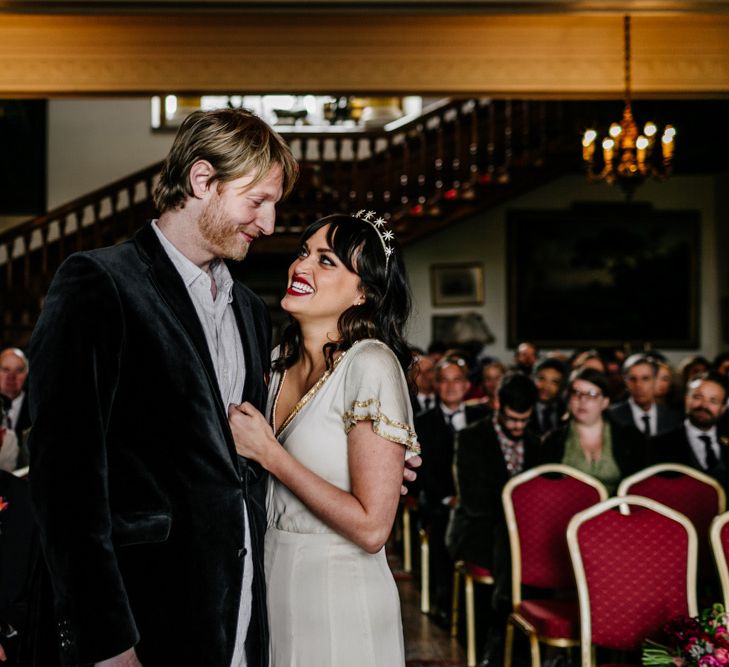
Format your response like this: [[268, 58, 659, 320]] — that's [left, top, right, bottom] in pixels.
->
[[198, 165, 284, 261]]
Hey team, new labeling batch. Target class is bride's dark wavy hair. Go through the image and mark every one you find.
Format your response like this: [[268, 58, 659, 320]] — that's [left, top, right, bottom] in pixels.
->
[[274, 213, 413, 376]]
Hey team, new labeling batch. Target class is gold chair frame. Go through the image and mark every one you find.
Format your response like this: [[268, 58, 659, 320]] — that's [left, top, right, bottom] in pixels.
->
[[450, 560, 495, 667], [710, 511, 729, 608], [502, 464, 609, 667], [419, 528, 430, 614], [567, 495, 698, 667]]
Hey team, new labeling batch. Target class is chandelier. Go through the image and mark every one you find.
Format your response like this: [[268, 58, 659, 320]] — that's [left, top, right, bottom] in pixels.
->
[[582, 16, 675, 199]]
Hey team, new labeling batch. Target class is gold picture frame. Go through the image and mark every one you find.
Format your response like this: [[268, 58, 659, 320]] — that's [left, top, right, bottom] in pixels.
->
[[430, 263, 484, 307]]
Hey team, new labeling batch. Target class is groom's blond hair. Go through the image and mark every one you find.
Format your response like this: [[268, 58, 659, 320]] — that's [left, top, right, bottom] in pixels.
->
[[153, 108, 298, 213]]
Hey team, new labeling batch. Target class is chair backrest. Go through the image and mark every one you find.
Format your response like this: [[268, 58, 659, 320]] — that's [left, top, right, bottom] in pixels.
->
[[568, 496, 698, 667], [502, 463, 608, 606], [710, 511, 729, 608], [617, 463, 725, 575]]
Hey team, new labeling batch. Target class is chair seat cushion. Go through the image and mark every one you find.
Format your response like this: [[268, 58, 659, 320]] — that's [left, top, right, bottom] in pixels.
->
[[518, 599, 580, 639], [461, 561, 493, 580]]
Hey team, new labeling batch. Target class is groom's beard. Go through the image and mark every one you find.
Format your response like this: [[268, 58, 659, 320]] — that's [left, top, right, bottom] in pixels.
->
[[198, 193, 250, 262]]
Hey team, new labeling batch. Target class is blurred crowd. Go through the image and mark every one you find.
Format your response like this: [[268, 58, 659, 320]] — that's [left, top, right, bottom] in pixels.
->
[[407, 340, 729, 667]]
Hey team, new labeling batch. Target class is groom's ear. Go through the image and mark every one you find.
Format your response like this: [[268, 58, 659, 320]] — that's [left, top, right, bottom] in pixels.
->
[[189, 160, 216, 200]]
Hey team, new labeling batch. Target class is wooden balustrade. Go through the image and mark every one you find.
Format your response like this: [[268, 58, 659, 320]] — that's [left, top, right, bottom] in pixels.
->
[[0, 98, 578, 344]]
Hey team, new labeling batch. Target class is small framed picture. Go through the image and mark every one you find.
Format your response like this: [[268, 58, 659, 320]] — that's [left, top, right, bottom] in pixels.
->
[[430, 263, 484, 307]]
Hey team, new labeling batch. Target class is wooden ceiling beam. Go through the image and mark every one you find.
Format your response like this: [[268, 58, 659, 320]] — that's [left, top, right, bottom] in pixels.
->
[[0, 13, 727, 96]]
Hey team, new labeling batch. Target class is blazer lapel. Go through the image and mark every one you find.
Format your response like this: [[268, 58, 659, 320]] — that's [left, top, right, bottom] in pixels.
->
[[134, 224, 223, 411]]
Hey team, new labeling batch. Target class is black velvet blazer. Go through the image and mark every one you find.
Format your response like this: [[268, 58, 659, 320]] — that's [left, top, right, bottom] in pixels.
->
[[27, 223, 272, 667]]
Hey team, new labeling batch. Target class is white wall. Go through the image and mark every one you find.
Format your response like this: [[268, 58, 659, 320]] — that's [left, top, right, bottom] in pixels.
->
[[47, 98, 174, 209], [403, 173, 725, 365]]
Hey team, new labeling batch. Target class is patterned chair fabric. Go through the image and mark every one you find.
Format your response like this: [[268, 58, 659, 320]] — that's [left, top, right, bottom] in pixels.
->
[[568, 496, 698, 667], [510, 471, 607, 590], [502, 465, 609, 667], [618, 464, 725, 578]]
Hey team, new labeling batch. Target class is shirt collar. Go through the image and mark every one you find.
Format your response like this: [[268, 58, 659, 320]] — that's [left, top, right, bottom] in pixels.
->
[[440, 403, 465, 417], [151, 220, 205, 288], [628, 397, 657, 419], [684, 418, 718, 442]]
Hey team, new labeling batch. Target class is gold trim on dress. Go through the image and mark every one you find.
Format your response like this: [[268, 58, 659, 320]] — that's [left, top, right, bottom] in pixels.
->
[[343, 398, 420, 454], [272, 351, 349, 438]]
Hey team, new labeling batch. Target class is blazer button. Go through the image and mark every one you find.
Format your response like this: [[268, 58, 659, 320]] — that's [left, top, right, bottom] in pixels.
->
[[237, 547, 247, 558]]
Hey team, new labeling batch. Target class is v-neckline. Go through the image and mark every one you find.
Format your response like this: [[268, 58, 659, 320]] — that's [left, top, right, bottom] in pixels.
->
[[271, 350, 349, 438]]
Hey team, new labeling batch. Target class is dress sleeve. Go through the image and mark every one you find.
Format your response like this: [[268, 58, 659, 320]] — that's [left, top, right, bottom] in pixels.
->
[[341, 341, 420, 455]]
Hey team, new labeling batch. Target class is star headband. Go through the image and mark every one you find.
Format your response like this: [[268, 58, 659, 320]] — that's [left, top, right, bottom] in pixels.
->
[[353, 210, 395, 269]]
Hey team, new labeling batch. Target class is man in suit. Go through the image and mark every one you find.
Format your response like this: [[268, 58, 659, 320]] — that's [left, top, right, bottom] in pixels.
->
[[447, 372, 539, 667], [416, 356, 487, 625], [609, 353, 680, 437], [27, 109, 299, 667], [412, 350, 437, 416], [0, 348, 31, 454], [529, 357, 567, 436], [649, 371, 729, 489]]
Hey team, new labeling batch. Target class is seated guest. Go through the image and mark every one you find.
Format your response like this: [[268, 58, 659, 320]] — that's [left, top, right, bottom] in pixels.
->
[[446, 372, 539, 667], [713, 352, 729, 379], [541, 368, 647, 495], [571, 349, 607, 374], [465, 359, 505, 407], [609, 353, 680, 437], [0, 470, 37, 665], [530, 358, 568, 436], [679, 354, 712, 388], [0, 408, 20, 473], [0, 348, 30, 462], [649, 372, 729, 490], [417, 356, 488, 626], [512, 341, 537, 375], [654, 358, 681, 412], [411, 349, 437, 416]]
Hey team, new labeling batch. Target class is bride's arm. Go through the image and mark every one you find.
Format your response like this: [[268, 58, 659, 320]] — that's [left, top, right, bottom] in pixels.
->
[[229, 403, 404, 554]]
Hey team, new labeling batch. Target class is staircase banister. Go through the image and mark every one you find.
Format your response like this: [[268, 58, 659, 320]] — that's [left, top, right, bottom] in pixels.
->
[[0, 160, 164, 246], [276, 98, 459, 141]]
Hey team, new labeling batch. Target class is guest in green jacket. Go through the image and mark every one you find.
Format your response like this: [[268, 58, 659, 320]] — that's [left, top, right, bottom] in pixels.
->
[[540, 367, 647, 495]]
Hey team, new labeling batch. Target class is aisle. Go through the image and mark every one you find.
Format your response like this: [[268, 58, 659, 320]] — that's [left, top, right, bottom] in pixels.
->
[[390, 556, 467, 667]]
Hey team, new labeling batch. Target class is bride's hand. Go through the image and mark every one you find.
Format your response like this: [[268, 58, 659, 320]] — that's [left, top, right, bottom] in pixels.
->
[[228, 402, 278, 467]]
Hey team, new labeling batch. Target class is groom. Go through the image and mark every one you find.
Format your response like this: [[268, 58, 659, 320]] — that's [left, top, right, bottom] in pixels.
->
[[27, 109, 299, 666]]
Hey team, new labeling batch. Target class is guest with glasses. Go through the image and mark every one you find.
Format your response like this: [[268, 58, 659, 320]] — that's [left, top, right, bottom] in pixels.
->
[[540, 368, 647, 495]]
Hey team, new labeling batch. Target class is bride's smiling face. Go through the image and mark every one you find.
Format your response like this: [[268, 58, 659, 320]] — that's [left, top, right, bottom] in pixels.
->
[[281, 224, 365, 324]]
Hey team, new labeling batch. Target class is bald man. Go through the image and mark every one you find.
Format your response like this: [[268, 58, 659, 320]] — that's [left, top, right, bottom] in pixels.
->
[[0, 348, 30, 438]]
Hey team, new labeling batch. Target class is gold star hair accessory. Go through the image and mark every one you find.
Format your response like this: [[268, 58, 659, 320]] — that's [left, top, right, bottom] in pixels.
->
[[353, 210, 395, 269]]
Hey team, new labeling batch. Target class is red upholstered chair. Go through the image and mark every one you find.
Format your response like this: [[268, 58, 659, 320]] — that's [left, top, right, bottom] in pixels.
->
[[451, 560, 494, 667], [567, 495, 698, 667], [617, 463, 725, 582], [502, 464, 608, 667], [710, 511, 729, 607]]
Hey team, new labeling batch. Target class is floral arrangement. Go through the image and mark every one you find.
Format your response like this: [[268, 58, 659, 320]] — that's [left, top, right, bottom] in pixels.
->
[[643, 605, 729, 667]]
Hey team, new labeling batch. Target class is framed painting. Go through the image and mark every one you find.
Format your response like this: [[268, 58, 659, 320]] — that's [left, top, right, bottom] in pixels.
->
[[507, 203, 700, 349], [431, 262, 484, 306]]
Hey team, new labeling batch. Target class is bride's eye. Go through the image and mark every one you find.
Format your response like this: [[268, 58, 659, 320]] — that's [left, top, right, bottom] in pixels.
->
[[320, 254, 335, 267], [297, 246, 309, 258]]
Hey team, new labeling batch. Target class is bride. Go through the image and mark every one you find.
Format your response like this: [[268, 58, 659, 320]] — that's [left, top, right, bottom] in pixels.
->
[[228, 211, 419, 666]]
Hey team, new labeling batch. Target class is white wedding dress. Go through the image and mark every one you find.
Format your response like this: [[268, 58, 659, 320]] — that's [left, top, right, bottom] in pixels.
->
[[264, 339, 419, 667]]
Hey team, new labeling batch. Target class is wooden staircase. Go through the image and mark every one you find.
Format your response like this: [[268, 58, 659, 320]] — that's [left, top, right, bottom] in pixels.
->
[[0, 98, 580, 344]]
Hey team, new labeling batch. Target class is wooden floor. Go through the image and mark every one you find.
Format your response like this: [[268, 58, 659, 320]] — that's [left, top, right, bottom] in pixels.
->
[[390, 553, 467, 667]]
